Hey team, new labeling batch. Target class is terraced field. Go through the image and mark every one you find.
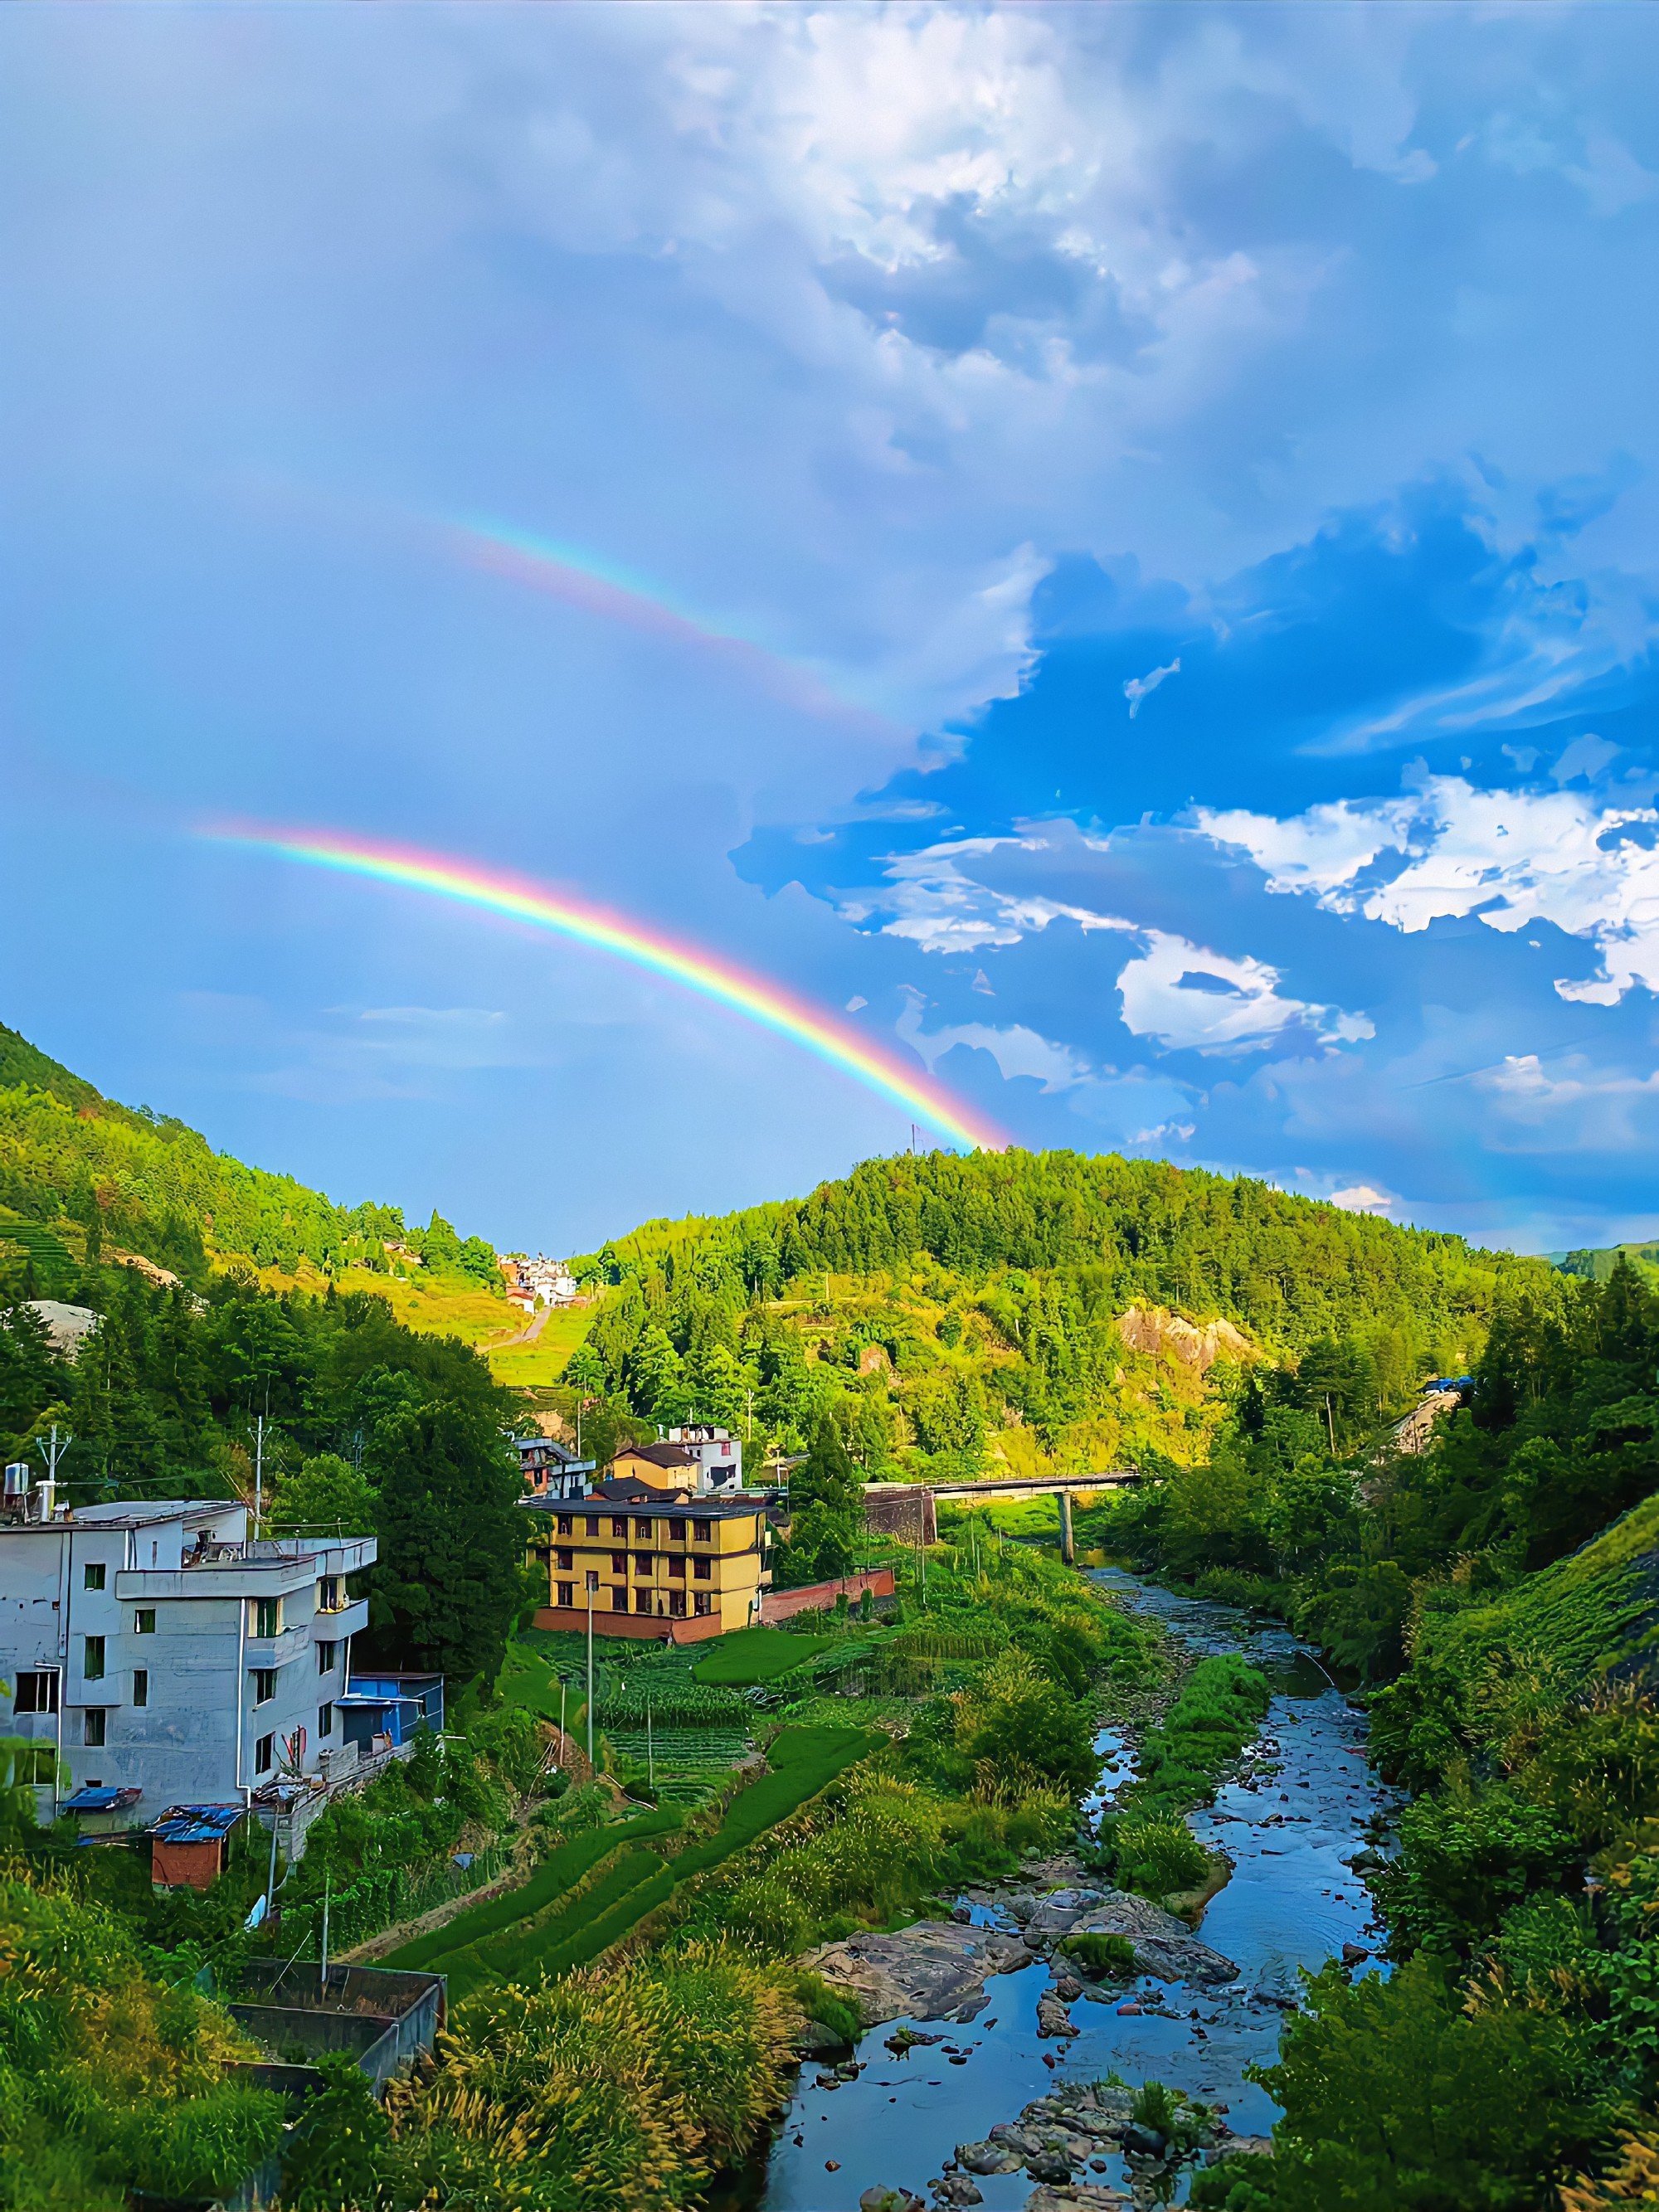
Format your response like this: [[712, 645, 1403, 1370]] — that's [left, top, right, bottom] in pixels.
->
[[387, 1723, 877, 2001]]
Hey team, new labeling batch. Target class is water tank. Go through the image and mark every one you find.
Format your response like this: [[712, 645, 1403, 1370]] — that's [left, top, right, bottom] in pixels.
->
[[2, 1463, 27, 1500]]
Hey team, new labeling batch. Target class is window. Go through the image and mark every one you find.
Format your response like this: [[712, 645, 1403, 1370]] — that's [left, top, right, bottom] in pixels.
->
[[669, 1591, 686, 1618], [255, 1733, 275, 1775], [319, 1702, 333, 1739], [633, 1553, 653, 1577], [585, 1569, 600, 1593], [693, 1519, 713, 1543], [611, 1551, 628, 1575], [611, 1517, 628, 1538], [83, 1709, 107, 1747], [556, 1548, 573, 1572], [84, 1561, 106, 1592], [14, 1671, 57, 1714], [252, 1668, 276, 1705], [610, 1586, 627, 1612], [318, 1576, 341, 1612], [635, 1590, 655, 1614], [557, 1581, 574, 1608], [83, 1636, 105, 1682], [134, 1607, 155, 1635], [693, 1592, 713, 1617], [669, 1518, 687, 1543], [634, 1518, 653, 1539], [668, 1555, 687, 1580], [317, 1640, 338, 1675], [583, 1517, 599, 1538], [557, 1514, 573, 1537], [251, 1597, 280, 1639], [693, 1556, 712, 1581]]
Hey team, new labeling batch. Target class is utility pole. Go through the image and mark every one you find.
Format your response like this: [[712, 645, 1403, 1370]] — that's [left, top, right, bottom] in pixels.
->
[[646, 1697, 654, 1793], [253, 1415, 265, 1539], [1324, 1393, 1337, 1456], [35, 1424, 72, 1492], [319, 1869, 331, 1988], [586, 1582, 596, 1768], [558, 1675, 568, 1765]]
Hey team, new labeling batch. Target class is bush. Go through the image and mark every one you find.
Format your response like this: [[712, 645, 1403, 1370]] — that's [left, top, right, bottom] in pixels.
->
[[1375, 1782, 1581, 1958], [1061, 1931, 1137, 1979], [1110, 1815, 1209, 1899]]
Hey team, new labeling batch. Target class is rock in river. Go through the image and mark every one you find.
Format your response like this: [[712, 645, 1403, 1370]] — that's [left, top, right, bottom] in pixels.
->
[[804, 1921, 1031, 2025], [1064, 1891, 1237, 1986]]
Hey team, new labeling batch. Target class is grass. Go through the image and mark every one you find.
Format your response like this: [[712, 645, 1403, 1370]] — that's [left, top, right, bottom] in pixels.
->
[[386, 1811, 681, 1973], [413, 1723, 878, 2001], [693, 1626, 837, 1684]]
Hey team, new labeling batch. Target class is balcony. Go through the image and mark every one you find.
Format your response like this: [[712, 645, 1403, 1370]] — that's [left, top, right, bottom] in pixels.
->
[[115, 1532, 376, 1606], [312, 1595, 369, 1641], [244, 1624, 311, 1670]]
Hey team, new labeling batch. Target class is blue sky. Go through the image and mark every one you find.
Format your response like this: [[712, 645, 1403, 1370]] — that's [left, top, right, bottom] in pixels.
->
[[2, 4, 1657, 1257]]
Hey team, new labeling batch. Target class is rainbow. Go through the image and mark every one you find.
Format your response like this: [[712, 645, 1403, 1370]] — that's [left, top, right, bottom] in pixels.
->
[[450, 518, 889, 732], [202, 823, 1004, 1153]]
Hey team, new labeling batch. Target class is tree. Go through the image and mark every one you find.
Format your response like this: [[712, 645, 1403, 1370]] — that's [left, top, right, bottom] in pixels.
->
[[949, 1650, 1100, 1805], [774, 1411, 864, 1587], [269, 1451, 376, 1536], [366, 1398, 524, 1683], [1259, 1955, 1608, 2211]]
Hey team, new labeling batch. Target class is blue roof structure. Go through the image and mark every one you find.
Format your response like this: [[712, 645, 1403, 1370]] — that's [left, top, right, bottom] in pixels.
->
[[64, 1785, 142, 1813], [150, 1803, 246, 1845]]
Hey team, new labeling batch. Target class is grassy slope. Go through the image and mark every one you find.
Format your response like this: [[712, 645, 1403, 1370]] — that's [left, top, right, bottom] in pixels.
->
[[692, 1626, 837, 1684], [399, 1723, 875, 2001], [1414, 1492, 1659, 1694]]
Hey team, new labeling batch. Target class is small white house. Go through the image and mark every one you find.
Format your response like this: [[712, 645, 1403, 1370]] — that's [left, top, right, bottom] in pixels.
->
[[664, 1424, 743, 1492]]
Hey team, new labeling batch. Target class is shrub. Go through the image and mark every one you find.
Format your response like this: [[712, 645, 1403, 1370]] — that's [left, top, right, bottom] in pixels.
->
[[1375, 1782, 1581, 1958], [1112, 1815, 1209, 1899], [1061, 1931, 1137, 1979]]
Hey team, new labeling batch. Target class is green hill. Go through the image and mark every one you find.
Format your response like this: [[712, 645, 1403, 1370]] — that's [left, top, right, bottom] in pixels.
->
[[572, 1150, 1551, 1478], [1557, 1241, 1659, 1288], [0, 1018, 499, 1298]]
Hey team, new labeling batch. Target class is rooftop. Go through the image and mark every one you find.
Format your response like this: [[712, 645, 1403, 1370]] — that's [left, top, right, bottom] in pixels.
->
[[617, 1441, 697, 1470], [525, 1490, 766, 1523]]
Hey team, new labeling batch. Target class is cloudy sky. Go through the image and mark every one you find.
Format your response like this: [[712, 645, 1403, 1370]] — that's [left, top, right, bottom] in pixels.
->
[[3, 3, 1657, 1257]]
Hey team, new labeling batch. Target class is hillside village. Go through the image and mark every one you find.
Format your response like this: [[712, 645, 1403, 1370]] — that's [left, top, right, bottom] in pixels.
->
[[8, 1025, 1659, 2210]]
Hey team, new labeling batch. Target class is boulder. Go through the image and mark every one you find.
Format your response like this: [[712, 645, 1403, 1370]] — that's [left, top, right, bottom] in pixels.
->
[[804, 1922, 1031, 2025], [956, 2141, 1025, 2177], [859, 2190, 924, 2212], [1064, 1892, 1238, 1986], [794, 2019, 850, 2057], [1035, 1991, 1080, 2039], [1024, 2185, 1131, 2212]]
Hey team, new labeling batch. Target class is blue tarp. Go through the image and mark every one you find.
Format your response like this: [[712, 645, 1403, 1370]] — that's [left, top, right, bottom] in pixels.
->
[[64, 1785, 141, 1813], [150, 1803, 246, 1845]]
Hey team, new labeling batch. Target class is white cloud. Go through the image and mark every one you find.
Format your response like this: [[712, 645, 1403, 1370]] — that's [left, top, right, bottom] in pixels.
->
[[1196, 774, 1659, 1005], [1116, 929, 1372, 1053], [1293, 1168, 1397, 1215], [1124, 655, 1180, 718], [868, 834, 1131, 952], [898, 989, 1090, 1091]]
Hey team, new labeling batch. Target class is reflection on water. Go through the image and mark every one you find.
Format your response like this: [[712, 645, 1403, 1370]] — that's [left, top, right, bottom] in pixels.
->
[[747, 1569, 1393, 2212]]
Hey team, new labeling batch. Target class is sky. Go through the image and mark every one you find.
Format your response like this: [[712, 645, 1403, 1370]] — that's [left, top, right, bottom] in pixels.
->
[[2, 3, 1657, 1258]]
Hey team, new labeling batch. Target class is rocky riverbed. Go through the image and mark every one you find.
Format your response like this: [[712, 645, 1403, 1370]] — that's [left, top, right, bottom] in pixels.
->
[[747, 1570, 1393, 2212]]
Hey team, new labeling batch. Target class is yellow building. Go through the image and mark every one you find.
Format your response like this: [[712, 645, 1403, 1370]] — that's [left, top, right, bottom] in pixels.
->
[[608, 1441, 700, 1493], [527, 1482, 773, 1643]]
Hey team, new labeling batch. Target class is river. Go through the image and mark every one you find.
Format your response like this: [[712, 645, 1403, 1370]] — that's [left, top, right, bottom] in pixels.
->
[[752, 1568, 1393, 2210]]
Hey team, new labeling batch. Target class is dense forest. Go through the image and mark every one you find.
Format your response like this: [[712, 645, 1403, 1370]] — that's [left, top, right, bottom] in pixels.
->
[[1107, 1257, 1659, 2210], [0, 1020, 499, 1288], [567, 1148, 1550, 1488]]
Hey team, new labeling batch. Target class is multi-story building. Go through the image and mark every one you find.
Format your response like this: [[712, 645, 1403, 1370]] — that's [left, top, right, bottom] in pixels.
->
[[514, 1435, 597, 1501], [0, 1487, 372, 1828], [526, 1481, 774, 1641], [664, 1423, 743, 1491]]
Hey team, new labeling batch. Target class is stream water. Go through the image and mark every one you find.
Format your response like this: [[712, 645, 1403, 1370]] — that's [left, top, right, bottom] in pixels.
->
[[752, 1568, 1394, 2211]]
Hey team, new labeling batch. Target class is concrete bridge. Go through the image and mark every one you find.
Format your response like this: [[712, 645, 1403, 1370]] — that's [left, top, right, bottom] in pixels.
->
[[863, 1470, 1140, 1564]]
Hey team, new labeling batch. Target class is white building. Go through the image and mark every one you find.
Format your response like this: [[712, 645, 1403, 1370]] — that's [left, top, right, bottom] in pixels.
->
[[664, 1424, 743, 1492], [0, 1483, 372, 1830]]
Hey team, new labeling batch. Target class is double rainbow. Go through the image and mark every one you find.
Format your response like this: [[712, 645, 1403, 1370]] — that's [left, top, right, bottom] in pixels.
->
[[204, 823, 1003, 1153]]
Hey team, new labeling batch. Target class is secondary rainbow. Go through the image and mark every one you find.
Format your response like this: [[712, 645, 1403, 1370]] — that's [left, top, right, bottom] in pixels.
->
[[204, 823, 1004, 1153]]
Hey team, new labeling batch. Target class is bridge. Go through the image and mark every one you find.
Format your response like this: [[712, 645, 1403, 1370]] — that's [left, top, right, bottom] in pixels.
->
[[862, 1471, 1140, 1565]]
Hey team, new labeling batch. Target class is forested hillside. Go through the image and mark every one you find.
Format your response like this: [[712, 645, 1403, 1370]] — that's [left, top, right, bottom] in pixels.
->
[[0, 1020, 499, 1291], [568, 1150, 1549, 1485]]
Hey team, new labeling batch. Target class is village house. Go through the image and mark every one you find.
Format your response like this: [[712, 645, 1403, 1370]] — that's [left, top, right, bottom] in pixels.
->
[[525, 1478, 775, 1641], [0, 1479, 377, 1831]]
